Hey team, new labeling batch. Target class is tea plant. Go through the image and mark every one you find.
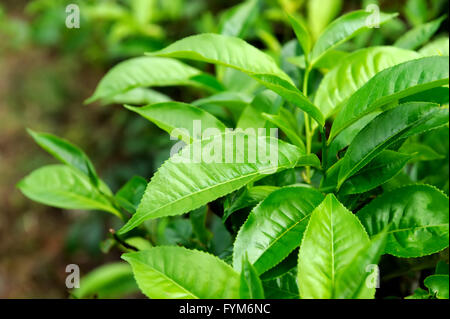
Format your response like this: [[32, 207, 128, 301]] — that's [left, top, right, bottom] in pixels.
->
[[19, 1, 449, 299]]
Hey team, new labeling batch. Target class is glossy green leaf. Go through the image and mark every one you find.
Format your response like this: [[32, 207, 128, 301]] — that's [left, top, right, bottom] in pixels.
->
[[223, 186, 279, 222], [148, 34, 325, 126], [240, 255, 265, 299], [27, 129, 100, 187], [400, 87, 450, 106], [394, 16, 446, 50], [334, 232, 387, 299], [307, 0, 342, 41], [233, 186, 325, 274], [339, 151, 413, 195], [122, 246, 240, 299], [71, 263, 139, 299], [104, 88, 171, 106], [297, 194, 370, 299], [86, 57, 217, 104], [330, 56, 450, 141], [337, 103, 449, 188], [310, 10, 397, 66], [220, 0, 259, 38], [424, 275, 449, 299], [125, 102, 227, 144], [357, 185, 449, 258], [115, 176, 147, 214], [314, 47, 420, 117], [17, 165, 120, 217], [262, 108, 306, 151], [287, 13, 311, 60], [420, 37, 450, 57], [118, 132, 318, 234]]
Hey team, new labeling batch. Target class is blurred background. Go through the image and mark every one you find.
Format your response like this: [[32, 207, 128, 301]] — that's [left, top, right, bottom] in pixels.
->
[[0, 0, 448, 298]]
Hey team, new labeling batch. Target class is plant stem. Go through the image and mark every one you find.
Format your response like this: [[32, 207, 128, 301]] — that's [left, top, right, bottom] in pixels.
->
[[303, 66, 312, 184], [321, 127, 328, 173]]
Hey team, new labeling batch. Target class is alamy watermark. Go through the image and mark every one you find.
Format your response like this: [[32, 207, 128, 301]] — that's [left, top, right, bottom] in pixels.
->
[[65, 264, 80, 289], [65, 4, 80, 29], [366, 4, 381, 28]]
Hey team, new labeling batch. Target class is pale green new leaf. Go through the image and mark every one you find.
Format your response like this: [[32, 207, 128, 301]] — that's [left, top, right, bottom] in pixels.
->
[[330, 56, 450, 142], [115, 176, 147, 214], [338, 102, 449, 188], [125, 102, 227, 144], [220, 0, 259, 38], [71, 263, 139, 299], [394, 16, 446, 50], [314, 47, 420, 118], [310, 10, 397, 66], [86, 57, 219, 104], [118, 132, 318, 234], [357, 185, 449, 258], [420, 37, 450, 57], [233, 186, 325, 274], [147, 34, 325, 126], [104, 88, 171, 106], [307, 0, 342, 41], [27, 129, 101, 187], [287, 13, 311, 60], [17, 165, 121, 217], [297, 194, 370, 299], [122, 247, 240, 299]]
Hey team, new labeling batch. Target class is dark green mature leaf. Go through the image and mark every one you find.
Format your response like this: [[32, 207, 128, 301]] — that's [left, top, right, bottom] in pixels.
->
[[233, 186, 325, 274], [263, 271, 299, 299], [310, 10, 397, 66], [17, 165, 121, 217], [337, 102, 449, 188], [339, 151, 413, 195], [86, 57, 220, 104], [424, 275, 449, 299], [115, 176, 147, 214], [71, 263, 139, 299], [297, 194, 371, 299], [314, 47, 419, 117], [122, 247, 240, 299], [240, 255, 265, 299], [330, 56, 450, 142], [27, 129, 100, 188], [357, 185, 449, 258], [220, 0, 259, 38], [394, 16, 447, 50], [125, 102, 227, 144], [148, 34, 325, 126], [400, 87, 450, 106], [223, 186, 279, 222], [119, 132, 319, 234]]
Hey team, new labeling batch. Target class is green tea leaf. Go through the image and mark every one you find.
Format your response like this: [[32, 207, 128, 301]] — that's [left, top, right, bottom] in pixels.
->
[[148, 34, 325, 126], [27, 129, 100, 188], [330, 56, 449, 141], [125, 102, 227, 144], [104, 88, 171, 106], [297, 194, 370, 299], [115, 176, 147, 214], [233, 186, 325, 274], [310, 10, 397, 66], [314, 47, 420, 118], [420, 37, 450, 57], [119, 132, 319, 234], [394, 16, 446, 50], [357, 185, 449, 258], [71, 263, 139, 299], [424, 275, 449, 299], [87, 57, 219, 104], [307, 0, 342, 41], [122, 246, 240, 299], [339, 151, 413, 195], [17, 165, 120, 217], [240, 255, 265, 299], [287, 13, 311, 60], [337, 102, 448, 188], [220, 0, 259, 38]]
